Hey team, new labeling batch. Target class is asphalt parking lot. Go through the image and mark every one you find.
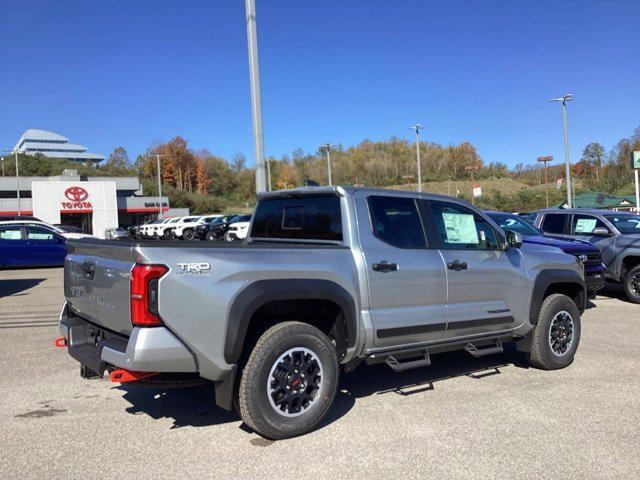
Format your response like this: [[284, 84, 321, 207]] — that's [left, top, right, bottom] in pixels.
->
[[1, 268, 639, 480]]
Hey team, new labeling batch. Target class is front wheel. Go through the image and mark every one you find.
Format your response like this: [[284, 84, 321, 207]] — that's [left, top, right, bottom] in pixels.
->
[[238, 322, 339, 440], [623, 265, 640, 304], [528, 293, 581, 370], [183, 229, 196, 241], [205, 231, 217, 241]]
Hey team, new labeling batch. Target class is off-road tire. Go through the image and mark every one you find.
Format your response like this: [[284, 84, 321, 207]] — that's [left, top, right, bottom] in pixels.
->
[[238, 321, 339, 440], [183, 229, 196, 241], [528, 293, 581, 370], [623, 265, 640, 304]]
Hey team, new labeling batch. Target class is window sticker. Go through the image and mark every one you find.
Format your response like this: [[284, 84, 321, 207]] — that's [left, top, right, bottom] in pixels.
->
[[442, 212, 479, 244], [574, 218, 597, 234]]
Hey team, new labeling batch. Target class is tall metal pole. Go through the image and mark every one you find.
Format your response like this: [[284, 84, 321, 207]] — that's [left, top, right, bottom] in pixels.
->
[[1, 157, 4, 177], [635, 169, 640, 214], [537, 156, 553, 208], [14, 150, 20, 215], [266, 157, 272, 191], [408, 124, 425, 192], [156, 155, 162, 219], [319, 144, 334, 186], [561, 100, 572, 208], [245, 0, 267, 193], [147, 154, 164, 219], [326, 148, 332, 186]]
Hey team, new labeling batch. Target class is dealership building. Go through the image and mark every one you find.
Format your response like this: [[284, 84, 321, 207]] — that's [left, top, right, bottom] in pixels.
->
[[0, 170, 185, 238]]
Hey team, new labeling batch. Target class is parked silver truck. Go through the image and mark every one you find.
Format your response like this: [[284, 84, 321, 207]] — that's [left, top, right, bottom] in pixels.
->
[[58, 187, 586, 439]]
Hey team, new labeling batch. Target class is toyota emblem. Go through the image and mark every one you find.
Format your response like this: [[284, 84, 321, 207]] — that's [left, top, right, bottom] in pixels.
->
[[578, 255, 588, 263], [64, 186, 89, 202]]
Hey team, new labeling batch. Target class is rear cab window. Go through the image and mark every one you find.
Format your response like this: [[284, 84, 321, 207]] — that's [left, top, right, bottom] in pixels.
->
[[251, 195, 343, 242], [367, 196, 426, 248], [541, 213, 568, 234]]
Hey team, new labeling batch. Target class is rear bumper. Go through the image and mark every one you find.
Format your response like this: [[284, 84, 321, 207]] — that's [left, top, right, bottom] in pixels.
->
[[59, 303, 197, 375]]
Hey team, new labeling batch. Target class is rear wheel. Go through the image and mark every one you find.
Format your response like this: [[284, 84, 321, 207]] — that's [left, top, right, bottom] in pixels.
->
[[623, 265, 640, 304], [238, 322, 338, 440], [164, 230, 175, 240], [205, 231, 217, 241], [183, 229, 196, 241], [528, 293, 581, 370]]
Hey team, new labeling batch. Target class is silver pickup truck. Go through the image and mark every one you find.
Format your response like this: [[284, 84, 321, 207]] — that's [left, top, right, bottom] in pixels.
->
[[59, 187, 586, 439]]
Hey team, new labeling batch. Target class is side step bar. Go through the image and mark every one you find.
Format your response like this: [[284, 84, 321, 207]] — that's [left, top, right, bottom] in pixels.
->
[[384, 350, 431, 372], [464, 339, 503, 358]]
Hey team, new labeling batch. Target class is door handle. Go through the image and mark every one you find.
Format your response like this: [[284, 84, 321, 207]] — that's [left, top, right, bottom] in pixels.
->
[[446, 260, 468, 271], [372, 260, 398, 272]]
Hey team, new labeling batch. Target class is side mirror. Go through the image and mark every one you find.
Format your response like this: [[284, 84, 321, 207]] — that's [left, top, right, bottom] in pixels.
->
[[591, 227, 611, 237], [505, 230, 523, 249]]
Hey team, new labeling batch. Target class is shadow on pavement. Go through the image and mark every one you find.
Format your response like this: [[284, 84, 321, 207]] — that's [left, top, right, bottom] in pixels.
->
[[598, 283, 630, 302], [117, 343, 530, 436], [0, 278, 46, 298]]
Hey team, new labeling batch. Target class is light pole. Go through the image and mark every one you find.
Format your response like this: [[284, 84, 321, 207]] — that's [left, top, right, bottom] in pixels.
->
[[318, 143, 337, 186], [548, 94, 573, 207], [537, 156, 553, 208], [245, 0, 267, 193], [146, 154, 165, 219], [2, 149, 20, 214], [465, 164, 480, 206], [408, 124, 425, 192]]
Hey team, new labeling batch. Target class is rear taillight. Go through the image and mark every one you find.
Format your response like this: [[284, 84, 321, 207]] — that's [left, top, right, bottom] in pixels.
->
[[130, 264, 168, 327]]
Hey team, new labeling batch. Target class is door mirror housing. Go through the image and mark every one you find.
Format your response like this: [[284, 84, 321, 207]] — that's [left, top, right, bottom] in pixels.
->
[[591, 227, 611, 237], [505, 230, 523, 249]]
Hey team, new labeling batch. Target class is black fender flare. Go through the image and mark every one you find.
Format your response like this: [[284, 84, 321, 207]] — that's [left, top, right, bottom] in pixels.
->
[[529, 269, 586, 324], [224, 279, 358, 364]]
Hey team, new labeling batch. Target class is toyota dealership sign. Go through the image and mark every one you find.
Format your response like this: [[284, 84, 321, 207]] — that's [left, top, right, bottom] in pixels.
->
[[62, 186, 93, 210]]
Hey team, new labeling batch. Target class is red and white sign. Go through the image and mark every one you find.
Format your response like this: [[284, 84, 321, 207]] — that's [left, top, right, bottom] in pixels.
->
[[472, 184, 482, 198], [61, 186, 93, 210]]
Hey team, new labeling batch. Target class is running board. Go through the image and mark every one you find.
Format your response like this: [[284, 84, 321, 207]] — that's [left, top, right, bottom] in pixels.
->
[[464, 339, 503, 358], [384, 350, 431, 372]]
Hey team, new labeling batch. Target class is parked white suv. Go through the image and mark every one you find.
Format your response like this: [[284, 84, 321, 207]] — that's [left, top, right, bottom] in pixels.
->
[[172, 215, 222, 240], [225, 219, 250, 241]]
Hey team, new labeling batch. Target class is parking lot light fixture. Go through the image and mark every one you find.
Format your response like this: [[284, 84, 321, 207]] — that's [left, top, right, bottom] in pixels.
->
[[548, 94, 574, 208]]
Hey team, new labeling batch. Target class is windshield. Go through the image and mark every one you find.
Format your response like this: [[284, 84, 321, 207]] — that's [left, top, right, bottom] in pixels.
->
[[230, 215, 251, 224], [604, 214, 640, 234], [487, 212, 541, 236]]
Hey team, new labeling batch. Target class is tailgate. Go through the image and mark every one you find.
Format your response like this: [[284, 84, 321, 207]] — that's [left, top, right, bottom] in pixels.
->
[[64, 239, 135, 335]]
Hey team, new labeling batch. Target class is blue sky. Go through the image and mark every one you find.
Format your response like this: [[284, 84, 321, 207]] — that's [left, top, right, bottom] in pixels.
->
[[1, 0, 638, 168]]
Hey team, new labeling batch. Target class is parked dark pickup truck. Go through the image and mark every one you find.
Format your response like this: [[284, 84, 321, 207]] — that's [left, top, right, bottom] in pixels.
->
[[485, 211, 605, 296], [58, 187, 586, 439]]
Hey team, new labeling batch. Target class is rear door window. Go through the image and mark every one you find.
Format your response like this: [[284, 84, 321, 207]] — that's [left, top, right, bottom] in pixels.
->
[[541, 214, 568, 234], [251, 195, 342, 241], [367, 196, 426, 249]]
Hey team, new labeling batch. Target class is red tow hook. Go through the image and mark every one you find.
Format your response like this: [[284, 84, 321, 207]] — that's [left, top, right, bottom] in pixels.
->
[[109, 369, 158, 383], [54, 337, 67, 348]]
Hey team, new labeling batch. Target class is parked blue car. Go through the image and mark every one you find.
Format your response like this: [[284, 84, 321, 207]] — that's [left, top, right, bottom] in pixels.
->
[[0, 224, 67, 268], [485, 211, 605, 295]]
